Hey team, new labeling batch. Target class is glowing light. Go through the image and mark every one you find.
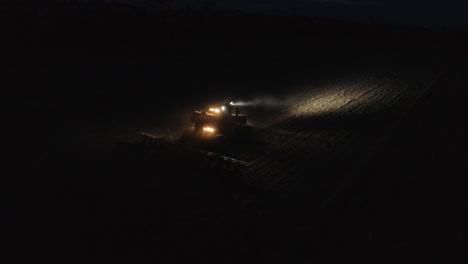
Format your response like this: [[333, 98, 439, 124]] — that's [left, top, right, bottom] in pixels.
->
[[229, 101, 234, 105], [209, 108, 221, 113], [221, 106, 225, 111], [203, 126, 215, 133]]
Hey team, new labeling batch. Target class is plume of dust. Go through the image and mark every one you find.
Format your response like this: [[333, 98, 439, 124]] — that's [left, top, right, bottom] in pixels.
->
[[234, 96, 288, 108]]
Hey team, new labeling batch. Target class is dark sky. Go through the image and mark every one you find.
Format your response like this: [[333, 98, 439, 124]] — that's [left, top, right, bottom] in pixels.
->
[[82, 0, 468, 27]]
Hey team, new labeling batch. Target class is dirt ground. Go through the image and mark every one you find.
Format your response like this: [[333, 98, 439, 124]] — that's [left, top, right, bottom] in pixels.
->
[[2, 3, 468, 263]]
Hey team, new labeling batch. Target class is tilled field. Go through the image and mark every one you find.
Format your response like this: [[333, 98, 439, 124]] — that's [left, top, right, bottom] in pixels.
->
[[29, 45, 453, 262], [127, 46, 452, 212], [3, 3, 467, 262], [5, 37, 463, 262], [235, 49, 447, 204]]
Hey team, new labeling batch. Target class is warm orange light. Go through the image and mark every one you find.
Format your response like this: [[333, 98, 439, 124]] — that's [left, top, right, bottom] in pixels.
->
[[203, 126, 215, 133], [209, 108, 221, 113]]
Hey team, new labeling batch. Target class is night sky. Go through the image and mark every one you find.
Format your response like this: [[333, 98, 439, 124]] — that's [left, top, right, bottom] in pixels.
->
[[97, 0, 468, 28]]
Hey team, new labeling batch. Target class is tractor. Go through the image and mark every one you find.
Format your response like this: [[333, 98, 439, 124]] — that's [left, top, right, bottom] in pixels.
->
[[130, 101, 253, 174], [186, 101, 252, 143]]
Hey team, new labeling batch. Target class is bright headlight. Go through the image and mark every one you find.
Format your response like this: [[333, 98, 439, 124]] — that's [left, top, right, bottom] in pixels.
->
[[203, 126, 215, 133]]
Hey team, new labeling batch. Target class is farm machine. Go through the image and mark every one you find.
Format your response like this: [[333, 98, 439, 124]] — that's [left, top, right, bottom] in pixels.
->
[[131, 101, 253, 174], [187, 101, 252, 143]]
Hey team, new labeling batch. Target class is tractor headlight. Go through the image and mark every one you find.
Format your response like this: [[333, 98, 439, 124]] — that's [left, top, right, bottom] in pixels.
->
[[203, 126, 215, 133]]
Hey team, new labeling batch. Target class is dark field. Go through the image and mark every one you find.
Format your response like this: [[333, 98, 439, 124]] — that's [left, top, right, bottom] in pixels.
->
[[2, 2, 468, 263]]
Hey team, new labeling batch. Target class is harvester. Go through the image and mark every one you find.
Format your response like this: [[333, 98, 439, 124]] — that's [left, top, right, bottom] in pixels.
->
[[188, 101, 252, 142], [131, 101, 253, 176]]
